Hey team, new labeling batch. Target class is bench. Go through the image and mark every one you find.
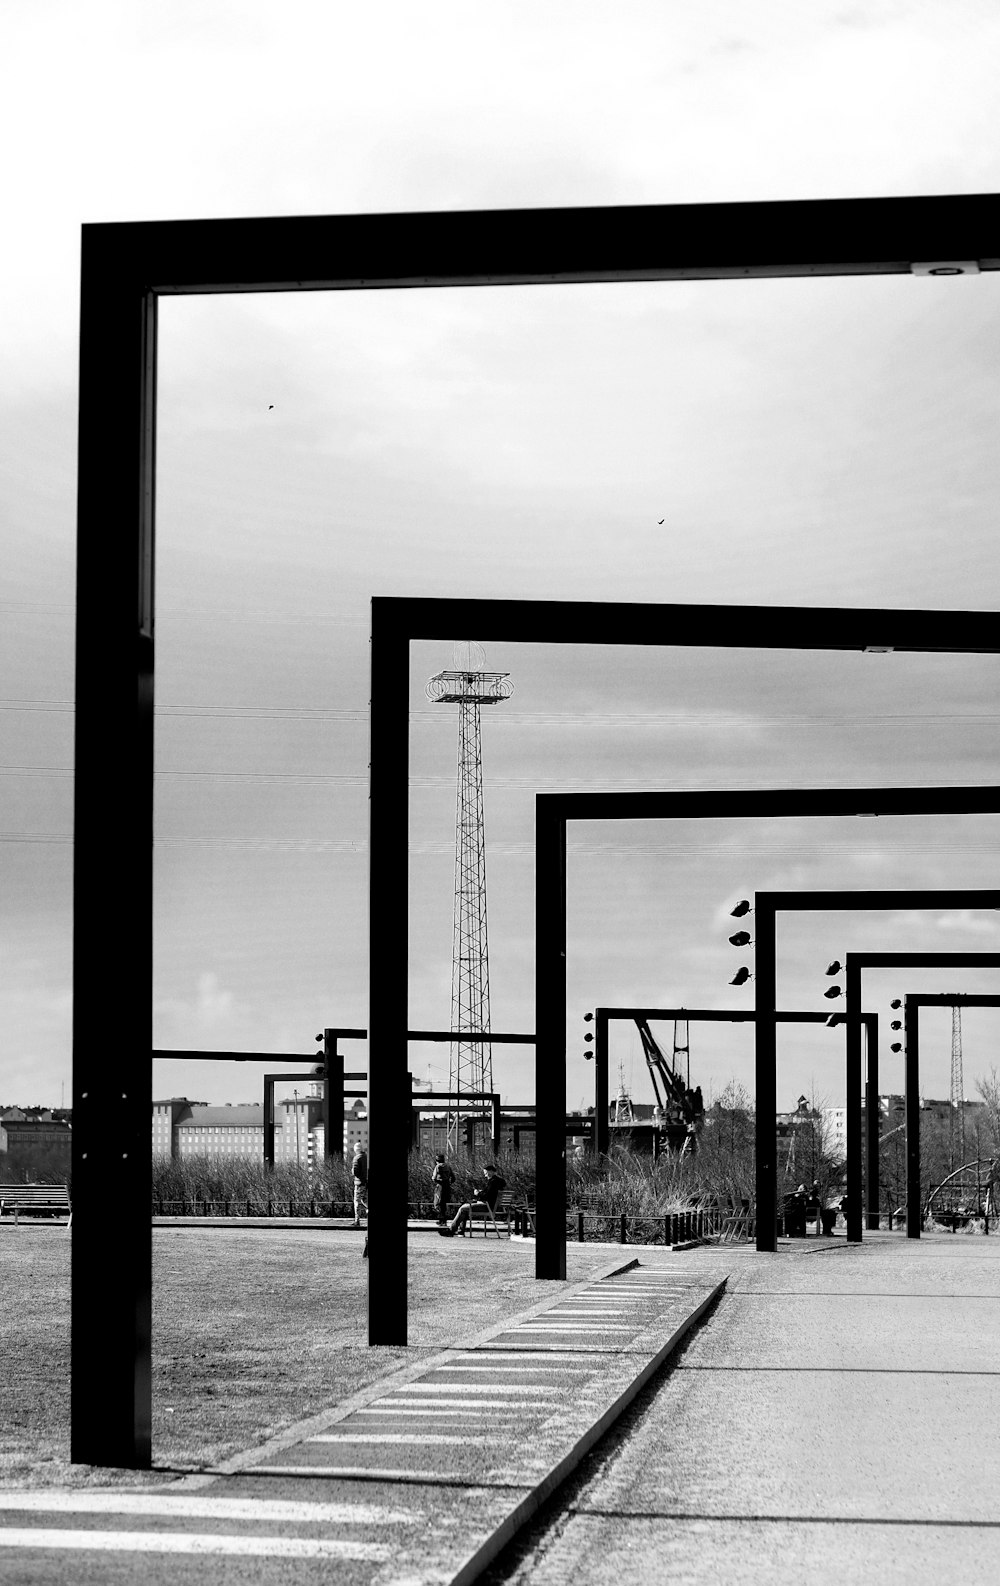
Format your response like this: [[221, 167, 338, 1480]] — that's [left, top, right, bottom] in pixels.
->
[[0, 1183, 71, 1225], [494, 1189, 535, 1237]]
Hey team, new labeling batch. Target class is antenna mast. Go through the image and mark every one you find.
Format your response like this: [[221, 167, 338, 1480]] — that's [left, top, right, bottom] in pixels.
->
[[950, 1004, 965, 1167], [426, 643, 512, 1151]]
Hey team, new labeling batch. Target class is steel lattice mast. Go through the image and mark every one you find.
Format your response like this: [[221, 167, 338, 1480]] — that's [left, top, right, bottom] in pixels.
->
[[426, 645, 512, 1151], [950, 1004, 965, 1167]]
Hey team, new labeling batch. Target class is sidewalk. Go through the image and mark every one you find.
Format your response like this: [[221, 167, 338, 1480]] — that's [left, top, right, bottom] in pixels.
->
[[0, 1252, 726, 1584]]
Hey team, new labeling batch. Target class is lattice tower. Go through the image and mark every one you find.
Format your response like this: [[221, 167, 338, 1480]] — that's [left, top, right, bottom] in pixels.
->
[[950, 1004, 965, 1166], [426, 644, 512, 1151]]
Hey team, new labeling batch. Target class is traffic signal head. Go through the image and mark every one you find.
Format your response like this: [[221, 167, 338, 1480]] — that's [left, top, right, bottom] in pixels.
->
[[890, 1041, 902, 1053], [890, 999, 901, 1010], [824, 986, 842, 999], [730, 899, 751, 918], [730, 966, 751, 986], [825, 960, 842, 976], [729, 930, 752, 947]]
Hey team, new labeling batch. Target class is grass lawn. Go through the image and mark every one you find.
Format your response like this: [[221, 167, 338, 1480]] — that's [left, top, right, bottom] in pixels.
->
[[2, 1223, 622, 1489]]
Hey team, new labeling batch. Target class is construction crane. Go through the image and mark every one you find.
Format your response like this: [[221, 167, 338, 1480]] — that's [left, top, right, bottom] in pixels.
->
[[634, 1019, 705, 1154]]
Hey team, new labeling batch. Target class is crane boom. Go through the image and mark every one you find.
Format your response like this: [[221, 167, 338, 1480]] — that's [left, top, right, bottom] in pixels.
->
[[634, 1019, 705, 1151]]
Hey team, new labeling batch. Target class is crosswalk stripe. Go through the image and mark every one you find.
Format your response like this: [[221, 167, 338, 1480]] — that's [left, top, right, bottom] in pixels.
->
[[432, 1364, 589, 1373], [251, 1466, 461, 1483], [0, 1494, 412, 1523], [0, 1530, 391, 1560], [390, 1383, 559, 1395], [504, 1324, 633, 1333], [311, 1434, 468, 1445], [353, 1407, 519, 1418], [546, 1310, 626, 1317], [450, 1352, 584, 1362]]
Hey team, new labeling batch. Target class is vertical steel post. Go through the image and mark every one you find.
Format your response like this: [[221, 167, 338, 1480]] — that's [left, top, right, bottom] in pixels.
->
[[324, 1030, 344, 1161], [264, 1079, 276, 1168], [72, 243, 155, 1468], [595, 1008, 609, 1155], [845, 958, 863, 1242], [905, 997, 922, 1238], [865, 1014, 880, 1229], [535, 800, 567, 1279], [754, 900, 777, 1251], [368, 609, 411, 1343]]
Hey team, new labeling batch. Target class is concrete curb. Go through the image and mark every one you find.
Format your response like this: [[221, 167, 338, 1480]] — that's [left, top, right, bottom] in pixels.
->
[[440, 1275, 727, 1586]]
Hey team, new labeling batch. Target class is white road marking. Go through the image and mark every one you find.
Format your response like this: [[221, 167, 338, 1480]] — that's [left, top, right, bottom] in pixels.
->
[[353, 1407, 522, 1418], [0, 1493, 413, 1524], [432, 1364, 589, 1373], [373, 1399, 527, 1410], [545, 1310, 627, 1317], [250, 1466, 461, 1483], [450, 1351, 583, 1361], [390, 1383, 559, 1396], [504, 1324, 633, 1333], [0, 1531, 391, 1560], [311, 1434, 468, 1445]]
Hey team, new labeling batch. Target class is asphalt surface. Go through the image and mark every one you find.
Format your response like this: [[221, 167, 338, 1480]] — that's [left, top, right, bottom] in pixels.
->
[[1, 1248, 725, 1585], [480, 1231, 1000, 1586]]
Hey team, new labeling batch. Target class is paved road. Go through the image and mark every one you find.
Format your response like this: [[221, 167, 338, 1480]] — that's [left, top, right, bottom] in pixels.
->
[[483, 1233, 1000, 1586]]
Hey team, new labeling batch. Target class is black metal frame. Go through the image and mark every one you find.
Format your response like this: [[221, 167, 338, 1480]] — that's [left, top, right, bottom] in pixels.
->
[[752, 902, 1000, 1249], [591, 1004, 878, 1168], [74, 192, 1000, 1463], [840, 961, 1000, 1235], [539, 836, 999, 1274]]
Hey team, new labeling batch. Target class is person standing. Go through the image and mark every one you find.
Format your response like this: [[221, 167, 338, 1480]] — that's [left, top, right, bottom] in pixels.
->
[[431, 1153, 455, 1225], [352, 1141, 368, 1229]]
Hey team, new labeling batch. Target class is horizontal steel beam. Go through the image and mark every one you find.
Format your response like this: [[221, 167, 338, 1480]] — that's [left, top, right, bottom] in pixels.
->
[[83, 192, 1000, 295]]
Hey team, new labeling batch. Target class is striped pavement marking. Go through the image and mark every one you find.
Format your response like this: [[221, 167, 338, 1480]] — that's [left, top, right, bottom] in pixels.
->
[[503, 1323, 634, 1333], [390, 1382, 561, 1395], [545, 1309, 627, 1317], [369, 1402, 548, 1414], [0, 1494, 413, 1524], [311, 1433, 469, 1445], [431, 1363, 590, 1373], [449, 1353, 585, 1363], [0, 1531, 391, 1560], [251, 1466, 462, 1483], [352, 1407, 525, 1418]]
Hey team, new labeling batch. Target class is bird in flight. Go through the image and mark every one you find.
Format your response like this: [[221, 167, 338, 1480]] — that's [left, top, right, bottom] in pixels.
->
[[268, 404, 274, 410], [657, 518, 664, 525]]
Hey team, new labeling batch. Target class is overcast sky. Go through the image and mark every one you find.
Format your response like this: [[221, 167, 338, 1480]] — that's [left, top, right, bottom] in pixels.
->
[[3, 1, 1000, 1117]]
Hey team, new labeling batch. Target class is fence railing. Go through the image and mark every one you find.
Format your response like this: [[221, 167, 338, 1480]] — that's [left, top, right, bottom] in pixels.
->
[[565, 1205, 754, 1245]]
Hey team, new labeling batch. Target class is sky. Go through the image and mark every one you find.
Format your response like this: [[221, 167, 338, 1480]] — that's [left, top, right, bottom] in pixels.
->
[[3, 0, 1000, 1118]]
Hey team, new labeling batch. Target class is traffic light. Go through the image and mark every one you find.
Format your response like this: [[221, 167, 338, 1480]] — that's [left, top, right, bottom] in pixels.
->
[[583, 1010, 594, 1061], [729, 930, 752, 947], [730, 899, 752, 918], [730, 966, 751, 986]]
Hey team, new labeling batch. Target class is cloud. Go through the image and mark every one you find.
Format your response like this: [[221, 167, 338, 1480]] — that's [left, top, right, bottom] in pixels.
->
[[934, 909, 999, 937]]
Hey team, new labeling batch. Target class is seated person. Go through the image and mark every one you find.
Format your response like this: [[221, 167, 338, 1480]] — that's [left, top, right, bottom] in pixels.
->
[[438, 1163, 505, 1236]]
